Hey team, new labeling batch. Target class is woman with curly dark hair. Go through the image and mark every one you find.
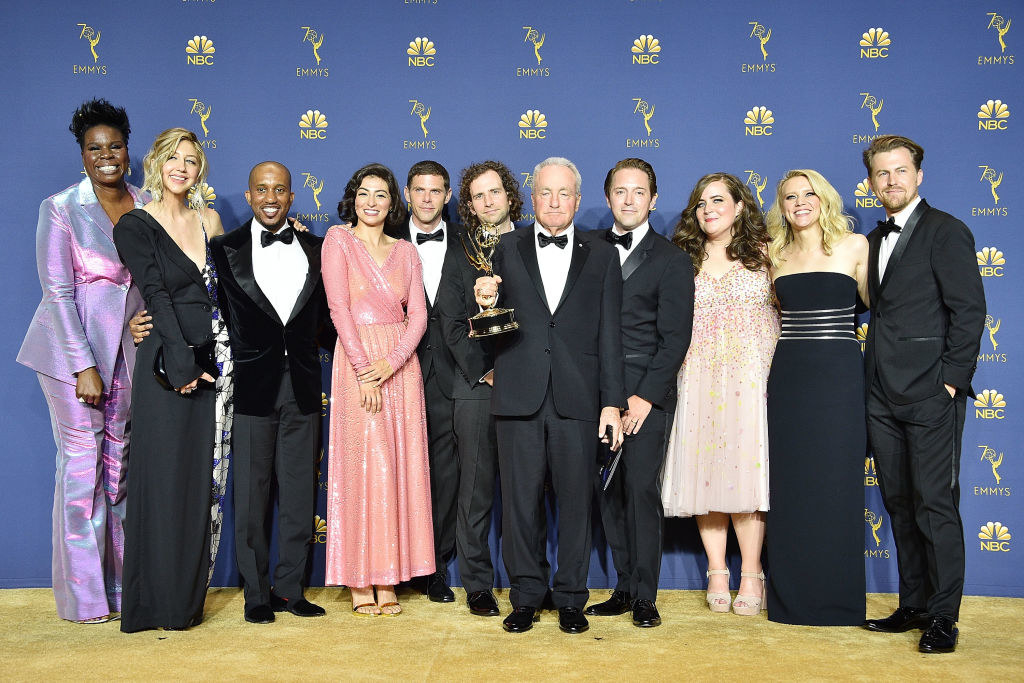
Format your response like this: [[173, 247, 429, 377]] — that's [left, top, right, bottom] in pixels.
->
[[322, 163, 432, 616], [661, 172, 779, 616], [18, 99, 150, 624]]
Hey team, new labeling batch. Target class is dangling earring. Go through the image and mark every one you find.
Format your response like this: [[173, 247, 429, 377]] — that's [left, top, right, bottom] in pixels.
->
[[126, 165, 132, 177]]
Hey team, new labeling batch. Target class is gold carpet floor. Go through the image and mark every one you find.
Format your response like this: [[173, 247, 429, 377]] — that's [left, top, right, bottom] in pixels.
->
[[1, 588, 1020, 681]]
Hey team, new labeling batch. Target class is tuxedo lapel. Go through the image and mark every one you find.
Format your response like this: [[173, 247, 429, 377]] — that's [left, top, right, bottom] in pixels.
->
[[516, 229, 548, 308], [555, 234, 589, 313], [224, 227, 282, 324], [868, 229, 882, 301], [78, 180, 116, 246], [286, 230, 322, 324], [622, 229, 654, 281], [878, 200, 928, 296]]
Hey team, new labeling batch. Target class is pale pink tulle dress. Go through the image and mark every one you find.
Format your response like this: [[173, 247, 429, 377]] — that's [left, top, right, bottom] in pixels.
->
[[321, 226, 435, 586], [661, 261, 780, 517]]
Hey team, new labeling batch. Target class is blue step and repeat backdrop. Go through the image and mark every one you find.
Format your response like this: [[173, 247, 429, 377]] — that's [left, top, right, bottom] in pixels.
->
[[3, 1, 1020, 597]]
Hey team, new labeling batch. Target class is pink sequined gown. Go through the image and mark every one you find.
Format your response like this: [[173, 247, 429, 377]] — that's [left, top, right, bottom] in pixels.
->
[[322, 226, 435, 587], [661, 261, 780, 517]]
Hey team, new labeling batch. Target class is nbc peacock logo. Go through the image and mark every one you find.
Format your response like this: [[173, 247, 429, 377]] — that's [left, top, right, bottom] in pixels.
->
[[407, 36, 435, 67], [859, 27, 890, 59], [186, 35, 215, 66], [977, 247, 1005, 277], [313, 515, 327, 544], [856, 322, 869, 351], [744, 106, 774, 136], [518, 110, 548, 140], [860, 92, 883, 132], [299, 110, 328, 141], [744, 171, 768, 208], [864, 455, 877, 487], [854, 179, 882, 209], [974, 389, 1005, 420], [631, 34, 661, 65], [190, 183, 216, 209], [979, 521, 1011, 552], [978, 99, 1010, 131]]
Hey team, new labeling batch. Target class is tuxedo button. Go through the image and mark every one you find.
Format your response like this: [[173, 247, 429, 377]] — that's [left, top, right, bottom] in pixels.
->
[[426, 344, 433, 350], [430, 316, 438, 322], [544, 349, 550, 354], [549, 322, 555, 327]]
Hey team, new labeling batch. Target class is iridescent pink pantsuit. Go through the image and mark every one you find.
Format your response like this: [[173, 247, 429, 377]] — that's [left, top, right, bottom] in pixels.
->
[[18, 179, 146, 621], [322, 226, 435, 587]]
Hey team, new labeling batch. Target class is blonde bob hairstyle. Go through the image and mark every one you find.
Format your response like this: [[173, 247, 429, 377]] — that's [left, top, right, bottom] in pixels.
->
[[141, 127, 208, 203], [766, 169, 853, 268]]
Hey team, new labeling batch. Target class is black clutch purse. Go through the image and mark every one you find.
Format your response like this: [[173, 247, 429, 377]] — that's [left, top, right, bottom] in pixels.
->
[[153, 340, 220, 391]]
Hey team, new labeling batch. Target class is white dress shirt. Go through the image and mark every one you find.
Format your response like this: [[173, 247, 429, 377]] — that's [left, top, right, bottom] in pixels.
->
[[410, 218, 447, 305], [535, 222, 575, 312], [251, 219, 308, 327], [878, 195, 921, 279], [610, 220, 650, 265]]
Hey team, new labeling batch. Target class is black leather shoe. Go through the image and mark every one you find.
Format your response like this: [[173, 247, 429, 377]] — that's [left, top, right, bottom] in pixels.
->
[[919, 616, 958, 653], [863, 606, 931, 633], [270, 592, 288, 612], [428, 572, 455, 603], [467, 590, 500, 616], [584, 590, 632, 616], [631, 599, 661, 628], [502, 606, 539, 633], [244, 604, 275, 624], [558, 607, 589, 634], [286, 598, 326, 617]]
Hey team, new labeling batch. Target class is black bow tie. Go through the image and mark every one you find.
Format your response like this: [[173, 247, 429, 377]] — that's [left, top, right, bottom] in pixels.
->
[[261, 227, 294, 247], [877, 218, 901, 239], [605, 229, 633, 250], [416, 229, 444, 245], [537, 232, 568, 249]]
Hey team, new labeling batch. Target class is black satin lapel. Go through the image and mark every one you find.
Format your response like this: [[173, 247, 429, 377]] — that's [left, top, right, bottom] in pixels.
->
[[868, 229, 882, 299], [879, 200, 928, 294], [555, 237, 590, 313], [286, 232, 322, 323], [622, 230, 654, 281], [224, 237, 282, 324], [134, 210, 207, 290], [517, 230, 548, 308]]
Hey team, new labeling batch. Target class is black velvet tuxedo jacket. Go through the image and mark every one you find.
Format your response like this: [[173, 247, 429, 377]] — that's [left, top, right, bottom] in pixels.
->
[[865, 199, 986, 404], [386, 221, 461, 399], [210, 221, 327, 416], [613, 228, 695, 411], [488, 225, 626, 420]]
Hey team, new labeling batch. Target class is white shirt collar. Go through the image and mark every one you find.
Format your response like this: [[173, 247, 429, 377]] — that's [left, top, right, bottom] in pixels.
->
[[410, 216, 446, 237]]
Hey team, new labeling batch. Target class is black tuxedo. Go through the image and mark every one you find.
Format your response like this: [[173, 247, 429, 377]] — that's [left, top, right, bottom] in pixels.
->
[[594, 227, 694, 603], [210, 220, 327, 608], [385, 221, 461, 577], [489, 225, 625, 610], [865, 198, 985, 621]]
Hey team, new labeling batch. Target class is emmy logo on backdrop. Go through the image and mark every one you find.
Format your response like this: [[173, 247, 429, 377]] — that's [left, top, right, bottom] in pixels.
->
[[302, 26, 324, 64], [409, 99, 431, 138], [189, 99, 213, 138], [860, 92, 883, 132], [749, 21, 771, 60], [632, 98, 655, 136], [523, 26, 545, 65], [987, 13, 1011, 53], [78, 23, 101, 62], [980, 445, 1003, 485], [463, 224, 519, 338], [865, 509, 883, 547], [979, 165, 1003, 204], [303, 173, 325, 211], [985, 315, 1001, 351], [744, 171, 767, 208]]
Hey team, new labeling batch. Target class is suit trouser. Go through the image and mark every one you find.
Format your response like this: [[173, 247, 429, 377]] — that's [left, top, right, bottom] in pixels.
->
[[596, 406, 671, 602], [497, 389, 595, 610], [867, 379, 966, 620], [38, 352, 129, 621], [424, 367, 458, 574], [452, 397, 498, 593], [233, 366, 318, 606]]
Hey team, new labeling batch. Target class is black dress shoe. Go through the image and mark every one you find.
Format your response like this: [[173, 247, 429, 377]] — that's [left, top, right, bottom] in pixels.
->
[[284, 598, 326, 617], [467, 590, 500, 616], [503, 606, 539, 633], [584, 590, 632, 616], [270, 592, 288, 613], [558, 607, 589, 634], [427, 573, 455, 603], [244, 604, 275, 624], [631, 599, 661, 628], [919, 616, 958, 653], [863, 606, 931, 633]]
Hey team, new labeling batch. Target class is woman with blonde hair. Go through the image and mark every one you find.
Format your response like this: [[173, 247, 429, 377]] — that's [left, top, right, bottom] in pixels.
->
[[662, 173, 779, 616], [113, 128, 232, 632], [764, 169, 869, 625]]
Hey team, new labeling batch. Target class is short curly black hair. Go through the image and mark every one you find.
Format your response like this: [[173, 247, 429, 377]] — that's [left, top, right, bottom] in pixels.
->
[[69, 99, 131, 149]]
